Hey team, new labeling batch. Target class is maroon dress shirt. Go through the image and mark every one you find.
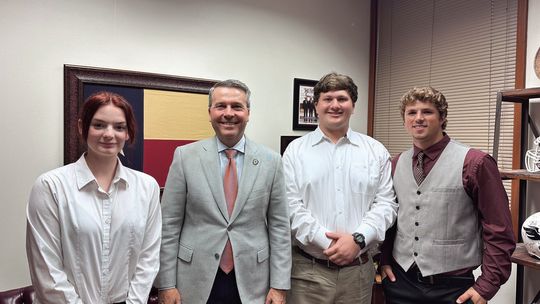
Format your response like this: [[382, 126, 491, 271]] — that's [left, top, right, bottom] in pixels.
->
[[380, 134, 515, 300]]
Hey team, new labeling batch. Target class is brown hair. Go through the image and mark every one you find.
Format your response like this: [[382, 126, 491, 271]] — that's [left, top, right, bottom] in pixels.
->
[[79, 91, 136, 144], [400, 86, 448, 130], [314, 72, 358, 104]]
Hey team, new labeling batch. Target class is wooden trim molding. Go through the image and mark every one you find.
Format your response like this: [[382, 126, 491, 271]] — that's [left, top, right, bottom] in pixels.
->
[[367, 0, 378, 136], [511, 0, 528, 239]]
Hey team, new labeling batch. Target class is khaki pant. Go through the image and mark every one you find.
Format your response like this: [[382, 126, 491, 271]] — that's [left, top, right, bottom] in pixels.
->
[[288, 249, 375, 304]]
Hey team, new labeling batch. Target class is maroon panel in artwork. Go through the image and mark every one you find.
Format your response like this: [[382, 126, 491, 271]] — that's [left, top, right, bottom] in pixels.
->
[[144, 139, 195, 187]]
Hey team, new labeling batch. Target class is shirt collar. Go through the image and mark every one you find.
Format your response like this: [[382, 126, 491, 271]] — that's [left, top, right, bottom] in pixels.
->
[[413, 133, 450, 160], [74, 154, 128, 190], [216, 135, 246, 154], [310, 127, 358, 146]]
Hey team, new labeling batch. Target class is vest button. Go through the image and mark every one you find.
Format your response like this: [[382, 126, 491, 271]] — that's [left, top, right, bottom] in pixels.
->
[[415, 222, 419, 226], [416, 190, 421, 195], [415, 237, 419, 241], [414, 252, 418, 256], [416, 206, 420, 210], [214, 253, 220, 259]]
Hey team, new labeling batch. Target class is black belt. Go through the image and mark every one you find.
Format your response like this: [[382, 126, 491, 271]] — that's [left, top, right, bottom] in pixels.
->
[[408, 264, 474, 286], [296, 247, 369, 269]]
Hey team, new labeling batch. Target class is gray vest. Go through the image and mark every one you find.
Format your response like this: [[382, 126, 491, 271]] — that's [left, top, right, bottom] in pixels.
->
[[392, 140, 482, 276]]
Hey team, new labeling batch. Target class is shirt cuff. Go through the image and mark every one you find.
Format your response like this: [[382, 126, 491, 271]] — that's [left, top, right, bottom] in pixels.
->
[[473, 278, 499, 301], [315, 227, 332, 250]]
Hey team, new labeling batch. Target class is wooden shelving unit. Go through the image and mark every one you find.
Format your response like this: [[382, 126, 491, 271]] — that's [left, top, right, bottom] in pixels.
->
[[511, 243, 540, 304], [512, 243, 540, 270], [493, 87, 540, 304], [500, 169, 540, 181]]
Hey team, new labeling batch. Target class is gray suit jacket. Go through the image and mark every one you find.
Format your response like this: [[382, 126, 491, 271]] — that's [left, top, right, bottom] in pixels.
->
[[155, 137, 291, 304]]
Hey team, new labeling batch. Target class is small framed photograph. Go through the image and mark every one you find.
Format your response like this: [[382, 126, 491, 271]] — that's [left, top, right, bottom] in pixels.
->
[[292, 78, 318, 130]]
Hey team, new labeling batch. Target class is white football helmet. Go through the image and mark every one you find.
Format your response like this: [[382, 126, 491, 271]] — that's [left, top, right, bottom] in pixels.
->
[[522, 212, 540, 259], [525, 137, 540, 173]]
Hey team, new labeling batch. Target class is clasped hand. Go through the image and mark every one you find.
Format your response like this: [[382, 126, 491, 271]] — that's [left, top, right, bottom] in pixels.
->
[[322, 231, 361, 265]]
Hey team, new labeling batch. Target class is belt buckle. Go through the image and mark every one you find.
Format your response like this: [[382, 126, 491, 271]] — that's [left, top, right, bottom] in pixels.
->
[[326, 259, 340, 269]]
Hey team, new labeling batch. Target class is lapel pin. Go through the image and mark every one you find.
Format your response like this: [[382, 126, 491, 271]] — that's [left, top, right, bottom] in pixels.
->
[[252, 159, 259, 165]]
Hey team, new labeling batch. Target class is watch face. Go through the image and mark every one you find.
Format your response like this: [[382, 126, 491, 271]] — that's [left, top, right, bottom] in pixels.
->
[[353, 233, 365, 245]]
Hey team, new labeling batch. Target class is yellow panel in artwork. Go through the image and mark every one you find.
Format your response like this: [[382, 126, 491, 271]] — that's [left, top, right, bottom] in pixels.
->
[[144, 89, 213, 140]]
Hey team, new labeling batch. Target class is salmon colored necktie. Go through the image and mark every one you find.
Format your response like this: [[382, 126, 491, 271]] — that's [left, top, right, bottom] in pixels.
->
[[220, 149, 238, 274]]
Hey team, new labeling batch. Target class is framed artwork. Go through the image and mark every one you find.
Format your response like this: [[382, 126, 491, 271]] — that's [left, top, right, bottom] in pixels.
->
[[292, 78, 318, 130], [280, 135, 300, 155], [64, 64, 218, 187]]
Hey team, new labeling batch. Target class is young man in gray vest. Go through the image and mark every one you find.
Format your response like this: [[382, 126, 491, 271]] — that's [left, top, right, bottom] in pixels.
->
[[380, 87, 515, 304]]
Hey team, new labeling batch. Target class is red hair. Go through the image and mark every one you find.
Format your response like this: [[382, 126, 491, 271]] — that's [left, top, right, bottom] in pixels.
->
[[79, 91, 136, 144]]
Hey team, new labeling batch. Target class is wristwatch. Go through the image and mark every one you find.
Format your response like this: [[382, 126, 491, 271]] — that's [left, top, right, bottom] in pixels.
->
[[352, 232, 366, 249]]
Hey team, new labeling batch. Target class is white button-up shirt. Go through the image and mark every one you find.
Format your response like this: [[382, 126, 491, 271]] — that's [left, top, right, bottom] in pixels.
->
[[283, 128, 397, 259], [26, 155, 162, 304]]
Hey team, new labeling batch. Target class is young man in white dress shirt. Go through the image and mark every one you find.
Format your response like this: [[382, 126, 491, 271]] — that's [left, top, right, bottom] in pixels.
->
[[283, 72, 398, 304]]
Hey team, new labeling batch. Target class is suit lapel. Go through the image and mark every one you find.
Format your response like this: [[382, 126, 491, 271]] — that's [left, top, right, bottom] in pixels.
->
[[199, 138, 229, 221], [230, 138, 261, 223]]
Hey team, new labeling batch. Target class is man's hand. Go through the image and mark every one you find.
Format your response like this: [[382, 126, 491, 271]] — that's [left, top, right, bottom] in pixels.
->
[[265, 288, 286, 304], [381, 265, 396, 282], [158, 288, 182, 304], [456, 287, 486, 304], [323, 231, 361, 265]]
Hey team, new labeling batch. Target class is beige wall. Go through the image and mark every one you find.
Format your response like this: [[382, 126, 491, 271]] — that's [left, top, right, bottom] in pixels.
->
[[0, 0, 371, 290]]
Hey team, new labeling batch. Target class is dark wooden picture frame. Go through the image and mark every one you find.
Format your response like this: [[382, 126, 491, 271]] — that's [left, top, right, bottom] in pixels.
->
[[64, 64, 217, 169], [280, 135, 300, 155], [292, 78, 318, 131]]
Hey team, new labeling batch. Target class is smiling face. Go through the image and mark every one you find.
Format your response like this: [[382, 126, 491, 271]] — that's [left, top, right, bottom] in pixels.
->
[[208, 86, 250, 147], [80, 104, 130, 160], [404, 100, 445, 149], [315, 90, 354, 137]]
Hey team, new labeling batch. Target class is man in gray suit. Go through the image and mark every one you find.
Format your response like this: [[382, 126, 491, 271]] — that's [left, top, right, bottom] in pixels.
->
[[156, 79, 291, 304]]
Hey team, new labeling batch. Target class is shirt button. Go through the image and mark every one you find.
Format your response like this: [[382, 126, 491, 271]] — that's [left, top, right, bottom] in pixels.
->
[[415, 237, 419, 241], [416, 206, 420, 210], [414, 252, 418, 256], [416, 190, 421, 195], [105, 218, 111, 224], [227, 226, 232, 231], [415, 222, 419, 226], [215, 253, 220, 259]]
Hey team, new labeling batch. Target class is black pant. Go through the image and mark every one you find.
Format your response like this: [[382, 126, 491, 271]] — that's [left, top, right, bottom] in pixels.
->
[[382, 261, 474, 304], [207, 268, 242, 304]]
